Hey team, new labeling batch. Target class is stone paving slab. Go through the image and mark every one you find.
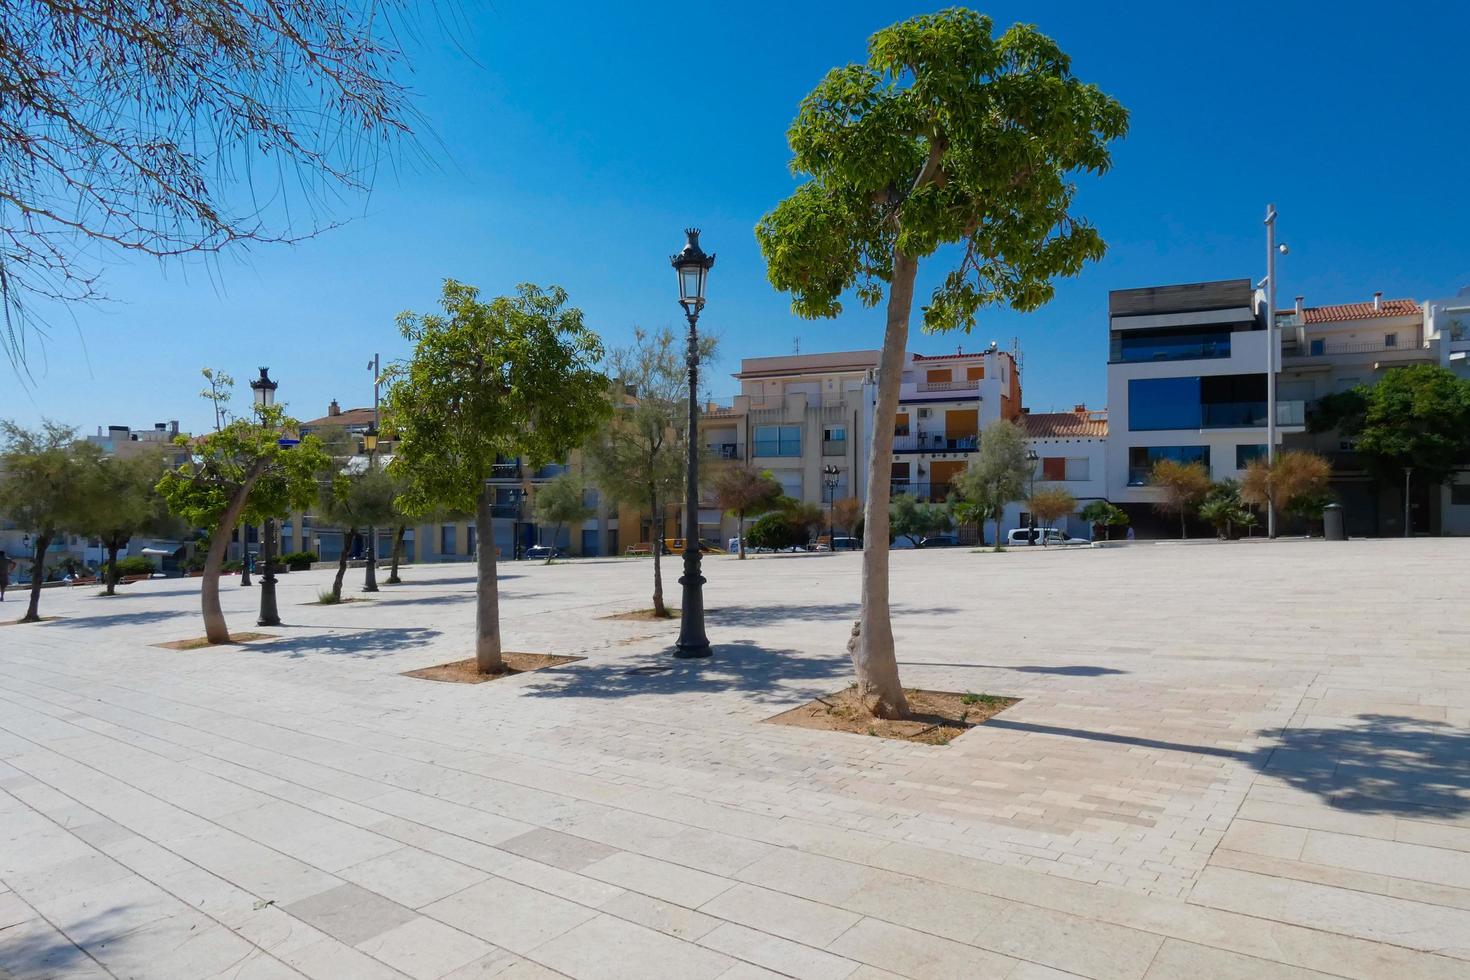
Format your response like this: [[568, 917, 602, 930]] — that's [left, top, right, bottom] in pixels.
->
[[0, 539, 1467, 978]]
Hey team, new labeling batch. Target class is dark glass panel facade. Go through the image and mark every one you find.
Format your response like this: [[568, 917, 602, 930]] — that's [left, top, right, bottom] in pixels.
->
[[1113, 325, 1232, 363], [1127, 445, 1210, 486]]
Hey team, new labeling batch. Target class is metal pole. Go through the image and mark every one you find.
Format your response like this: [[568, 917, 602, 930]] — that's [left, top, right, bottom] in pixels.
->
[[1404, 467, 1412, 537], [239, 524, 252, 586], [364, 353, 380, 592], [257, 517, 280, 626], [1265, 204, 1278, 539], [675, 311, 710, 657]]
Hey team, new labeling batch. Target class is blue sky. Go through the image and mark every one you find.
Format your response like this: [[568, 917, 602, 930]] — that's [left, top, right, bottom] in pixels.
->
[[11, 1, 1470, 432]]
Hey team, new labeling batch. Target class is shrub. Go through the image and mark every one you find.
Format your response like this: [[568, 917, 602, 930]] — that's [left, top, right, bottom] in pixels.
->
[[317, 589, 341, 604], [283, 550, 318, 570], [221, 559, 243, 573], [114, 555, 156, 577], [746, 511, 801, 551]]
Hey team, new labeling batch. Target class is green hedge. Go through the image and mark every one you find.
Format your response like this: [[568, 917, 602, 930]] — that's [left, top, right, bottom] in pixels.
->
[[282, 550, 318, 570], [113, 555, 156, 577]]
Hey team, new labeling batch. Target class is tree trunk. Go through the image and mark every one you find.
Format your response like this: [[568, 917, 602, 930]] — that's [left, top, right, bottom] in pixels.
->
[[993, 510, 1003, 552], [737, 512, 746, 559], [1180, 508, 1187, 540], [545, 522, 559, 564], [650, 489, 667, 616], [21, 531, 53, 622], [104, 540, 121, 596], [332, 527, 356, 601], [474, 483, 504, 673], [388, 523, 405, 583], [202, 480, 258, 643], [854, 248, 917, 719]]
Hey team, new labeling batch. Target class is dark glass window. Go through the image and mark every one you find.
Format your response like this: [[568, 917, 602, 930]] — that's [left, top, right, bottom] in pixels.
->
[[753, 425, 801, 457], [1113, 326, 1232, 363], [1128, 377, 1201, 430], [1128, 446, 1210, 486], [1236, 444, 1268, 469], [1201, 374, 1268, 428]]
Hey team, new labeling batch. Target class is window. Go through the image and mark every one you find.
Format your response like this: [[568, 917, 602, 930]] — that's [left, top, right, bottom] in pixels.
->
[[1127, 446, 1209, 486], [776, 471, 803, 500], [1236, 444, 1268, 469], [1113, 325, 1232, 363], [894, 412, 910, 436], [1128, 377, 1201, 430], [1129, 374, 1268, 431], [966, 365, 984, 381], [1384, 333, 1397, 347], [583, 488, 600, 509], [1041, 457, 1066, 481], [823, 425, 846, 456], [440, 525, 456, 555], [1452, 483, 1470, 507], [926, 368, 951, 383], [581, 529, 600, 557], [754, 424, 801, 457], [467, 525, 477, 556], [1064, 457, 1090, 481], [1310, 339, 1326, 356]]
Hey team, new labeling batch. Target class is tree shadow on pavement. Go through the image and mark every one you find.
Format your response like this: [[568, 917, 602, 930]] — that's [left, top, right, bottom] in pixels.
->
[[52, 609, 191, 629], [896, 662, 1127, 676], [982, 712, 1470, 818], [249, 627, 442, 659], [1255, 713, 1470, 817], [520, 639, 851, 704]]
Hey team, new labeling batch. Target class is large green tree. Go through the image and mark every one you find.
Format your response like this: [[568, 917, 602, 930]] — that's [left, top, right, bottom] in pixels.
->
[[0, 421, 87, 621], [890, 493, 951, 547], [385, 280, 608, 672], [72, 445, 181, 595], [956, 419, 1031, 550], [755, 10, 1126, 716], [158, 371, 327, 643], [584, 326, 713, 617], [1355, 366, 1470, 498]]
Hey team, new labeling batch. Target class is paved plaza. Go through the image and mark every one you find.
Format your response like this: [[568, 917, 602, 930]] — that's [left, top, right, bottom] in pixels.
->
[[1, 540, 1467, 979]]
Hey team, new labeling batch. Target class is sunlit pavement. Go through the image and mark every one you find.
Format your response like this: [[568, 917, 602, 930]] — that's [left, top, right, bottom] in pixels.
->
[[2, 540, 1467, 978]]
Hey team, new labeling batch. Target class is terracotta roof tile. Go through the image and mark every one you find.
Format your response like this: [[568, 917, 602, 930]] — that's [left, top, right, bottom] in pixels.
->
[[1022, 410, 1108, 439], [912, 350, 1012, 361], [1293, 299, 1419, 323], [300, 408, 375, 428]]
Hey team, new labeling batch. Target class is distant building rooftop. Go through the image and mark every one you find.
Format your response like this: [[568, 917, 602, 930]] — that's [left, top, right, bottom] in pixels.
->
[[1287, 298, 1419, 324], [1022, 406, 1108, 439]]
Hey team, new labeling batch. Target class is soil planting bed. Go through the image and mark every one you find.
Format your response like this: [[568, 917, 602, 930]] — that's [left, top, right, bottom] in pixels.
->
[[600, 608, 681, 621], [0, 616, 63, 626], [765, 687, 1019, 745], [153, 632, 278, 650], [402, 652, 585, 684]]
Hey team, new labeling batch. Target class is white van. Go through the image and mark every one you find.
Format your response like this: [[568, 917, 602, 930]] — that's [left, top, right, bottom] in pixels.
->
[[1006, 527, 1089, 547]]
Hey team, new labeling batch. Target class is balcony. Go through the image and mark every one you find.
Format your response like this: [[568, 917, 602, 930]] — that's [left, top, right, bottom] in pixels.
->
[[917, 379, 979, 393], [707, 442, 743, 461], [822, 438, 847, 456], [893, 432, 978, 453], [890, 481, 955, 503], [489, 462, 521, 480]]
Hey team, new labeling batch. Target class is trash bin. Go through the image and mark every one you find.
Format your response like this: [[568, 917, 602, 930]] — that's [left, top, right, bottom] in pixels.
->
[[1323, 503, 1345, 541]]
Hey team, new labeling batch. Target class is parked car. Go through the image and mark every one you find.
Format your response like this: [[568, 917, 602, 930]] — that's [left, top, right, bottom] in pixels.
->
[[1005, 527, 1089, 547], [813, 535, 862, 552], [524, 545, 565, 560], [918, 533, 960, 548]]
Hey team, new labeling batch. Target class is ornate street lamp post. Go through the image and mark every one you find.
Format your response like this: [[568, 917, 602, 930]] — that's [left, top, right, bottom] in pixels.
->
[[1025, 448, 1040, 546], [362, 423, 379, 592], [823, 465, 840, 549], [250, 368, 281, 625], [671, 229, 714, 658]]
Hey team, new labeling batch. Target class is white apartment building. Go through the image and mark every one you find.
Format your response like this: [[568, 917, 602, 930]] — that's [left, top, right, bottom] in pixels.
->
[[1104, 279, 1302, 533], [1003, 407, 1109, 543]]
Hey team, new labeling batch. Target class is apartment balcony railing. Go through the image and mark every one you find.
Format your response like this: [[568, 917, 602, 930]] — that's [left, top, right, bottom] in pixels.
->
[[893, 432, 978, 453], [489, 462, 521, 479], [890, 481, 956, 503], [916, 380, 979, 393], [822, 438, 847, 456], [707, 442, 743, 460], [1286, 339, 1431, 357]]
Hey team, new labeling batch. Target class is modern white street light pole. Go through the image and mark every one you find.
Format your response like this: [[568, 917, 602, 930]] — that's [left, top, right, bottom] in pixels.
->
[[1264, 205, 1287, 539]]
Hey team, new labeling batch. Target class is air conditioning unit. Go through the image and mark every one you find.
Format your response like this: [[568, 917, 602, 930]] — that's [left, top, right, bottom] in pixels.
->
[[917, 408, 932, 419]]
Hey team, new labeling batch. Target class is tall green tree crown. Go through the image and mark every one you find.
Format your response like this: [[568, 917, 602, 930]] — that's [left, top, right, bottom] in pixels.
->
[[756, 9, 1128, 330], [385, 280, 609, 515]]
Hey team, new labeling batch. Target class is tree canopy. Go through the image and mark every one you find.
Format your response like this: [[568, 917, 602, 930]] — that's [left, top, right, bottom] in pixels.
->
[[0, 420, 86, 620], [533, 471, 592, 562], [385, 280, 608, 670], [1352, 366, 1470, 487], [1149, 459, 1211, 539], [711, 465, 783, 558], [0, 0, 426, 363], [755, 10, 1126, 717], [72, 445, 180, 595], [956, 419, 1031, 549], [890, 494, 951, 546]]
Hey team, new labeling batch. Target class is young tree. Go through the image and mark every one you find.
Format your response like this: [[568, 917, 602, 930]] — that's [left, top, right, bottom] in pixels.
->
[[1198, 480, 1256, 540], [890, 494, 951, 546], [72, 446, 181, 595], [1240, 451, 1332, 533], [318, 467, 399, 600], [1026, 487, 1077, 544], [157, 374, 327, 642], [0, 421, 86, 621], [386, 281, 608, 672], [1078, 500, 1129, 541], [1351, 366, 1470, 523], [711, 465, 783, 558], [956, 420, 1032, 551], [1149, 459, 1212, 540], [1, 1, 426, 363], [831, 496, 864, 537], [532, 472, 592, 563], [755, 10, 1126, 717], [584, 326, 713, 617]]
